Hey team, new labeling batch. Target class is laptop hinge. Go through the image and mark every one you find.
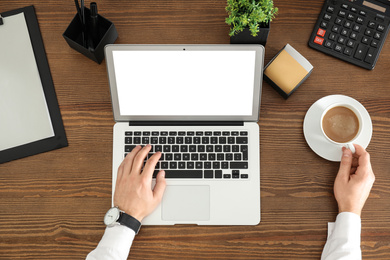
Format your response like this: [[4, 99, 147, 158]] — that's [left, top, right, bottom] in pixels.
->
[[129, 121, 244, 126]]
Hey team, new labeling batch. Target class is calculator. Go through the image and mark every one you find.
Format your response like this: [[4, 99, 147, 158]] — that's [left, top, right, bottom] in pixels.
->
[[309, 0, 390, 70]]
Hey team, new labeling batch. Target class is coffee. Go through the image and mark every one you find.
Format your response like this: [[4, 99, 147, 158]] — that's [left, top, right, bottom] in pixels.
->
[[322, 106, 360, 143]]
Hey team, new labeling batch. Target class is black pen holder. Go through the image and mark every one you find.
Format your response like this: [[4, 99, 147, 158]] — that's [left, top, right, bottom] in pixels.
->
[[63, 8, 118, 64]]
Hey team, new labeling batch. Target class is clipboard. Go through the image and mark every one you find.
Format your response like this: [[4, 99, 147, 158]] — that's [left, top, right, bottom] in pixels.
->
[[0, 6, 68, 164]]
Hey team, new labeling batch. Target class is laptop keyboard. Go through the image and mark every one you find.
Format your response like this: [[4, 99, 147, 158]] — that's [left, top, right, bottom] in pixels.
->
[[124, 131, 249, 179]]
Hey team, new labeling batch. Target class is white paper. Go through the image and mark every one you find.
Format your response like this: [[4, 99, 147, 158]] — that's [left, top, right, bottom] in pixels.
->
[[0, 13, 54, 151], [284, 44, 313, 72]]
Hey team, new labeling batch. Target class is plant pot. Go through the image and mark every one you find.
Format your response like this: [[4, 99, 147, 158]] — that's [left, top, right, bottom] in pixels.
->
[[230, 22, 270, 46]]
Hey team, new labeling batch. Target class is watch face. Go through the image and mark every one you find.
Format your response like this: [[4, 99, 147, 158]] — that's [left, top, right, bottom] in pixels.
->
[[104, 207, 120, 226]]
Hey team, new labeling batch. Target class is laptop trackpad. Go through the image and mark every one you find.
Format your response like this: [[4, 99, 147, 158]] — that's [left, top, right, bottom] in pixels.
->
[[162, 185, 210, 222]]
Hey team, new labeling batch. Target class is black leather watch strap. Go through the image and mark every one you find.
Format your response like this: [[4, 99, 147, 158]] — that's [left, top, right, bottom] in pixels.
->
[[118, 212, 141, 234]]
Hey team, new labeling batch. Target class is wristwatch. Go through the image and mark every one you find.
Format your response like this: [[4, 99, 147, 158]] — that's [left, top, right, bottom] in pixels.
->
[[104, 207, 141, 234]]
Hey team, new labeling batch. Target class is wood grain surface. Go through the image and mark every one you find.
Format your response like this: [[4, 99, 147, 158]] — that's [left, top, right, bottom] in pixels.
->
[[1, 0, 390, 259]]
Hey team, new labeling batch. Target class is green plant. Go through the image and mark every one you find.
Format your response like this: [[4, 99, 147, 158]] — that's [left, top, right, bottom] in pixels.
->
[[226, 0, 278, 37]]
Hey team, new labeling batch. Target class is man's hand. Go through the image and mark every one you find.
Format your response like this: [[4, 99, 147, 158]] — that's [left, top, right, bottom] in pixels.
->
[[114, 145, 166, 222], [334, 144, 375, 216]]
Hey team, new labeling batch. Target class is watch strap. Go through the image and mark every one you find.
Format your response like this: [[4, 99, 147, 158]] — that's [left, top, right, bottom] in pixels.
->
[[118, 212, 141, 234]]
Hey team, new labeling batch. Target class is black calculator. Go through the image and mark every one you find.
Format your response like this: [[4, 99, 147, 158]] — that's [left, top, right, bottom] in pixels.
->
[[309, 0, 390, 70]]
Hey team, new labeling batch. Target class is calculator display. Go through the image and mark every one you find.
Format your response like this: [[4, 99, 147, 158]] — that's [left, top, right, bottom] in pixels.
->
[[363, 1, 386, 12]]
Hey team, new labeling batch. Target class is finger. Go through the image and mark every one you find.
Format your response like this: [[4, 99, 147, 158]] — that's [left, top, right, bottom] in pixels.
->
[[353, 143, 366, 157], [130, 144, 152, 174], [337, 147, 353, 182], [142, 152, 162, 181], [352, 157, 359, 168], [153, 170, 166, 202], [351, 144, 370, 171], [117, 145, 142, 180], [122, 145, 142, 176], [356, 150, 372, 177]]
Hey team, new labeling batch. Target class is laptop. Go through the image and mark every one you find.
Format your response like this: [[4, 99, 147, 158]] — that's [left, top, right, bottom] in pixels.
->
[[105, 44, 264, 225]]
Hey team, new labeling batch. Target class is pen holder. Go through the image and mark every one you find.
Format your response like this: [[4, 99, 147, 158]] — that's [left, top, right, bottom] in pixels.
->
[[63, 8, 118, 64]]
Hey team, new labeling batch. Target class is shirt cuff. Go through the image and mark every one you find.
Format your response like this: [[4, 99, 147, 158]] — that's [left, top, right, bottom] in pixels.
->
[[327, 212, 361, 242], [86, 225, 135, 260], [321, 212, 362, 260]]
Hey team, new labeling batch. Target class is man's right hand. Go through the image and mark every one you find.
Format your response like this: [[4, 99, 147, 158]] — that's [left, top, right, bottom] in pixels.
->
[[334, 144, 375, 216]]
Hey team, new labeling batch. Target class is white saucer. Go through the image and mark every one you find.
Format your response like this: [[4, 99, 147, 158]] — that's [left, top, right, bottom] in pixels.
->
[[303, 95, 372, 162]]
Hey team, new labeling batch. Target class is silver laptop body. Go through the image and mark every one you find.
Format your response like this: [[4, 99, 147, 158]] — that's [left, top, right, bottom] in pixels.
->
[[105, 44, 264, 225]]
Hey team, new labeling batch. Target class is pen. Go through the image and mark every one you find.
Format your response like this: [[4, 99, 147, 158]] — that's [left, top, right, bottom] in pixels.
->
[[88, 2, 99, 51], [74, 0, 86, 47], [74, 0, 82, 23], [81, 0, 86, 47]]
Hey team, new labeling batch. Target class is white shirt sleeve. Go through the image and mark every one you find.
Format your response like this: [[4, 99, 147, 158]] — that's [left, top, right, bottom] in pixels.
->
[[86, 225, 135, 260], [321, 212, 362, 260]]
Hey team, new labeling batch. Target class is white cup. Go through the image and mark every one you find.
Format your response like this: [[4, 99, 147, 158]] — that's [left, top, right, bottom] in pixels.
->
[[320, 103, 363, 154]]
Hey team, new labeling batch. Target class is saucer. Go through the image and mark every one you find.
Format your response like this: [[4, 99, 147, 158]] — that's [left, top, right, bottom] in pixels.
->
[[303, 95, 372, 162]]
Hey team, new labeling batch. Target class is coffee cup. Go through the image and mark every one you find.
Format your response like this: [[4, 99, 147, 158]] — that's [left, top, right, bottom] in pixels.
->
[[320, 103, 363, 154]]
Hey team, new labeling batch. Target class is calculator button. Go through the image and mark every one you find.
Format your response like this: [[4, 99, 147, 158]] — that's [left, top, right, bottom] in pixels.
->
[[350, 31, 358, 40], [364, 48, 375, 63], [335, 17, 343, 25], [334, 44, 343, 52], [338, 10, 346, 18], [317, 28, 326, 37], [344, 47, 352, 56], [352, 24, 361, 32], [361, 36, 370, 44], [347, 14, 355, 21], [321, 21, 329, 28], [341, 3, 349, 9], [375, 16, 384, 22], [341, 28, 348, 36], [346, 39, 355, 48], [371, 40, 379, 48], [377, 24, 385, 32], [314, 36, 324, 45], [344, 20, 352, 28], [359, 10, 366, 16], [327, 6, 335, 13], [368, 21, 376, 28], [329, 33, 337, 40], [350, 7, 357, 13], [354, 44, 367, 60], [324, 40, 333, 48], [364, 28, 374, 37], [332, 25, 340, 33], [324, 13, 332, 21], [374, 32, 381, 40], [356, 16, 364, 24], [338, 36, 346, 44]]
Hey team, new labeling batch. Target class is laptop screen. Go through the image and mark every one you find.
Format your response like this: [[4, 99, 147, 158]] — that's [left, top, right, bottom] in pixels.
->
[[105, 45, 264, 122]]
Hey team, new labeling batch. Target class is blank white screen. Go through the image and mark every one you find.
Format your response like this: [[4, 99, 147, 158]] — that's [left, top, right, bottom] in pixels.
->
[[113, 50, 256, 116]]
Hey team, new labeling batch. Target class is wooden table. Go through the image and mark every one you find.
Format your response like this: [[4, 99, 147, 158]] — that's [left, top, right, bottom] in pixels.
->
[[1, 0, 390, 259]]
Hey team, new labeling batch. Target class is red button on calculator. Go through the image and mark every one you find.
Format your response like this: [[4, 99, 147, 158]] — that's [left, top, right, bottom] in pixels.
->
[[317, 28, 326, 37], [314, 36, 324, 45]]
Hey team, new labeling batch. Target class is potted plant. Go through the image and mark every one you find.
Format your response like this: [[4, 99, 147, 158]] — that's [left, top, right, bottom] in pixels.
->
[[226, 0, 278, 46]]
